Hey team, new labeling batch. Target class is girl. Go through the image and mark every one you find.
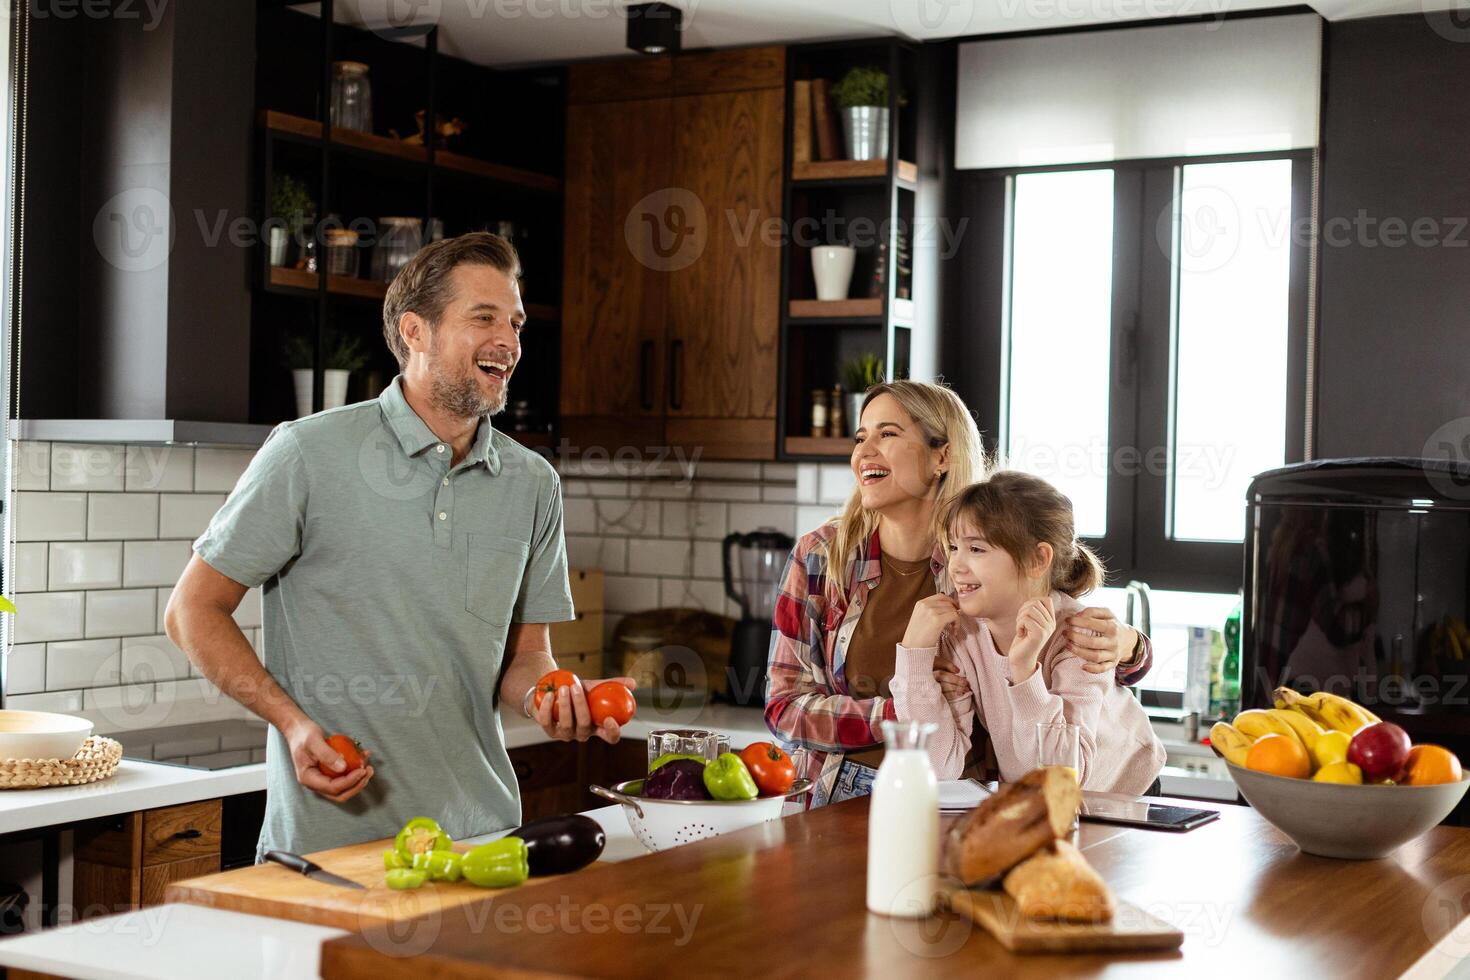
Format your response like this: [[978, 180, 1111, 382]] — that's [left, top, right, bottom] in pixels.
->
[[764, 382, 1155, 808], [890, 471, 1166, 795]]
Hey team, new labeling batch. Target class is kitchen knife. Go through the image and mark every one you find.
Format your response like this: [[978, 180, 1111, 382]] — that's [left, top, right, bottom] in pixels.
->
[[263, 849, 366, 890]]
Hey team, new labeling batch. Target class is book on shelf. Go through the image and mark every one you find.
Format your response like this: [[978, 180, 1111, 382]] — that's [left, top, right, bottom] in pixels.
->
[[792, 79, 813, 165], [811, 78, 842, 161]]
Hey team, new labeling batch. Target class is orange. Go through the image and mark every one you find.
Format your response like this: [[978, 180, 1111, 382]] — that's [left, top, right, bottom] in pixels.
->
[[1245, 733, 1312, 779], [1402, 745, 1463, 786]]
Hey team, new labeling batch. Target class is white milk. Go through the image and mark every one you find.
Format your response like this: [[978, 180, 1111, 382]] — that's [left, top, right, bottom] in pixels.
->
[[866, 722, 939, 917]]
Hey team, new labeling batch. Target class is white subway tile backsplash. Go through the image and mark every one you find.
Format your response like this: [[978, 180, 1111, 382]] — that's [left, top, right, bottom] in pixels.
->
[[5, 644, 46, 695], [5, 690, 83, 713], [795, 505, 834, 540], [121, 634, 193, 684], [761, 463, 798, 482], [762, 485, 797, 503], [581, 499, 658, 537], [561, 479, 590, 498], [659, 577, 726, 613], [87, 493, 160, 540], [603, 575, 660, 613], [122, 540, 193, 588], [796, 464, 820, 504], [728, 503, 798, 535], [83, 682, 155, 719], [562, 497, 598, 535], [159, 493, 225, 539], [13, 543, 47, 592], [155, 677, 225, 707], [48, 542, 123, 590], [233, 587, 263, 629], [126, 445, 194, 492], [693, 482, 761, 502], [12, 592, 84, 644], [692, 540, 723, 580], [193, 448, 255, 493], [587, 480, 629, 498], [50, 444, 125, 492], [86, 590, 160, 638], [565, 535, 627, 574], [627, 538, 692, 576], [660, 501, 727, 540], [14, 492, 87, 541], [12, 441, 50, 491], [696, 461, 762, 481], [818, 465, 856, 505], [46, 638, 121, 690], [635, 481, 695, 501], [156, 587, 173, 632]]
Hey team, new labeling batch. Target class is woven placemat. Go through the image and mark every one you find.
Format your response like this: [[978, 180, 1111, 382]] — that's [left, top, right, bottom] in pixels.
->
[[0, 735, 122, 789]]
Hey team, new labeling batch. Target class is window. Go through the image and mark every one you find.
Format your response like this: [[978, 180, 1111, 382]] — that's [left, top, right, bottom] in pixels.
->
[[1091, 587, 1240, 693], [983, 152, 1311, 594]]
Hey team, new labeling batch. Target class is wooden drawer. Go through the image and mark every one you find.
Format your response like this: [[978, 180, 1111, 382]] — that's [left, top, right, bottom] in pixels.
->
[[508, 741, 579, 793], [142, 799, 222, 866], [568, 568, 604, 614], [550, 610, 604, 656], [141, 854, 220, 907]]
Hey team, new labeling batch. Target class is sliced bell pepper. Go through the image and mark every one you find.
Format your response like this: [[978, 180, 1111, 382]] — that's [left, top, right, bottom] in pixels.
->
[[412, 848, 464, 882], [384, 867, 428, 890], [383, 848, 410, 871], [703, 752, 759, 801], [394, 816, 454, 864], [461, 837, 530, 889]]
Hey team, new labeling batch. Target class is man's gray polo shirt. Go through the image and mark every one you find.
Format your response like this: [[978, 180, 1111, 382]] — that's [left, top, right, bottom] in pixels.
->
[[194, 376, 573, 857]]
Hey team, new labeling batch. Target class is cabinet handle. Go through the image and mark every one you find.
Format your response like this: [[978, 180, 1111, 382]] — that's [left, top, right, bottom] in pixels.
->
[[668, 339, 684, 411], [172, 828, 202, 840], [640, 340, 655, 411]]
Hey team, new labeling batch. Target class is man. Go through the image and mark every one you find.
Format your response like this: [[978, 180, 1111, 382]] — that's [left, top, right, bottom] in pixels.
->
[[166, 232, 630, 857]]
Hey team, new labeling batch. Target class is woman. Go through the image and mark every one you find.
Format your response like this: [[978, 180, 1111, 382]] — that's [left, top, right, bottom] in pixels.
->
[[764, 381, 1152, 807]]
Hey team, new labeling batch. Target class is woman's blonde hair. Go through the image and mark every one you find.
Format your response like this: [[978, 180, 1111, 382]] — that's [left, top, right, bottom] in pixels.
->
[[939, 470, 1105, 598], [819, 380, 987, 599]]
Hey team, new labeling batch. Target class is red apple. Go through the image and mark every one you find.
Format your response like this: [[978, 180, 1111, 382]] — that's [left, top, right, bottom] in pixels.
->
[[1347, 722, 1412, 782]]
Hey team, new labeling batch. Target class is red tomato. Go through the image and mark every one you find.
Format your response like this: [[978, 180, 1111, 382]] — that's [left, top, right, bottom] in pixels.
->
[[739, 741, 795, 796], [325, 734, 364, 774], [534, 669, 580, 723], [587, 681, 636, 727]]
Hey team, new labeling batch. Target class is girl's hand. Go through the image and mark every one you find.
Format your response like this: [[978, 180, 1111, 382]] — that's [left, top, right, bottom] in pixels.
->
[[1065, 607, 1138, 674], [902, 594, 961, 650], [933, 650, 970, 701], [1009, 597, 1056, 680]]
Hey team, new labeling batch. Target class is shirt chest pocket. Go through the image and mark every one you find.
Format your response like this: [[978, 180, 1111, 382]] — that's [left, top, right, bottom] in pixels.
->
[[466, 534, 530, 627]]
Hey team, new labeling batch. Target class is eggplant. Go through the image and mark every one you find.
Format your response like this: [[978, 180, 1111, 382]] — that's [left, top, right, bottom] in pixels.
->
[[507, 814, 606, 876], [642, 758, 712, 800]]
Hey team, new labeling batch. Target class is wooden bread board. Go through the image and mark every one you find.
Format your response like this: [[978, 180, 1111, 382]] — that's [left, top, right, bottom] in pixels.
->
[[943, 888, 1184, 954], [166, 835, 583, 932]]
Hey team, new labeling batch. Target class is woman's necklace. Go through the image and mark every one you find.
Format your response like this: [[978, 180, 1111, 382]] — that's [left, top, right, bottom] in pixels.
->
[[882, 553, 929, 578]]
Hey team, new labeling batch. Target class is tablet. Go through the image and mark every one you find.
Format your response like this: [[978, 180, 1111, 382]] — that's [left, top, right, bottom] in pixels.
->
[[1079, 796, 1221, 832]]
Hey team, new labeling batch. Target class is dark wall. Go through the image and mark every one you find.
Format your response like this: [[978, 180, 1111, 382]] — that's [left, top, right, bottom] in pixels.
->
[[1316, 15, 1470, 458]]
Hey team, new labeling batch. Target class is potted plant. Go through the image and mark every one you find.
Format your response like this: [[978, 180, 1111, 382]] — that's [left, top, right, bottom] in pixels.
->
[[270, 175, 315, 268], [284, 330, 368, 417], [831, 66, 891, 161], [842, 353, 885, 434]]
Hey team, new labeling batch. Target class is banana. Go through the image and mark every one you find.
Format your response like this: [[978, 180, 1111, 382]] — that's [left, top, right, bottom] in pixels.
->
[[1447, 619, 1466, 663], [1209, 722, 1252, 767], [1232, 709, 1306, 751], [1269, 708, 1327, 754], [1273, 687, 1380, 735]]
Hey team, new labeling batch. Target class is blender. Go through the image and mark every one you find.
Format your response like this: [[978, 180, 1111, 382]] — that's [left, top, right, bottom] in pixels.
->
[[721, 527, 795, 706]]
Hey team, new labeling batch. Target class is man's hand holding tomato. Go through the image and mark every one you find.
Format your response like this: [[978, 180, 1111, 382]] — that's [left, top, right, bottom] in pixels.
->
[[282, 715, 375, 804], [531, 669, 637, 744]]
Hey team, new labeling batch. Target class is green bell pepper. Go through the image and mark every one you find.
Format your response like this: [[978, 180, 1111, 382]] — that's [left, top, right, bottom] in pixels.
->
[[383, 848, 410, 871], [384, 867, 428, 890], [703, 752, 759, 800], [411, 848, 464, 882], [461, 837, 530, 889], [394, 816, 454, 864], [649, 752, 707, 773]]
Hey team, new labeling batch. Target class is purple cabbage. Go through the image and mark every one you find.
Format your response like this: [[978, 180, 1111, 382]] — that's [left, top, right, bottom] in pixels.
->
[[642, 759, 712, 800]]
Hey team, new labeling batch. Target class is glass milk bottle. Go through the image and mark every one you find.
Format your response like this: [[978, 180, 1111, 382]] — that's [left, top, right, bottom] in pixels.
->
[[866, 720, 939, 917]]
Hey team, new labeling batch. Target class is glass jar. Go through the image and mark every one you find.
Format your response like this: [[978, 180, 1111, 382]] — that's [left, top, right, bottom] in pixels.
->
[[645, 729, 731, 772], [371, 217, 422, 282], [330, 61, 373, 134], [324, 229, 358, 277]]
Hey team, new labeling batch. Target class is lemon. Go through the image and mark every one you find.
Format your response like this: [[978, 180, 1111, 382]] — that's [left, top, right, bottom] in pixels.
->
[[1312, 761, 1364, 784], [1311, 730, 1352, 769]]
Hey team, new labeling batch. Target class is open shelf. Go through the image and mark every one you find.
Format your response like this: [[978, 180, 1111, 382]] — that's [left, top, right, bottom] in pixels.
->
[[791, 158, 917, 185], [259, 110, 561, 192], [788, 298, 883, 319], [269, 266, 387, 299], [785, 436, 852, 458]]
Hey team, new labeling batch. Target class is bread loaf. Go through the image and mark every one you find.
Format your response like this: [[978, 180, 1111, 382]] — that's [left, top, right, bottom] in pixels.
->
[[1002, 839, 1115, 923], [944, 766, 1081, 886]]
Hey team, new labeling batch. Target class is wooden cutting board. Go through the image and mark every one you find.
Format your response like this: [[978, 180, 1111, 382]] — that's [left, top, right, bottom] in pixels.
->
[[166, 836, 579, 932], [943, 888, 1184, 954]]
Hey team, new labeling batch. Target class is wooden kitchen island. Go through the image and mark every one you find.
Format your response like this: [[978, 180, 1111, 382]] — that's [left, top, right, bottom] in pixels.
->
[[317, 799, 1470, 978]]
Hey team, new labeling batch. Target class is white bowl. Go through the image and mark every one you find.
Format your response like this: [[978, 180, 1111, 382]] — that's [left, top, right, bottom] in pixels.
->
[[0, 710, 93, 761], [593, 778, 813, 852]]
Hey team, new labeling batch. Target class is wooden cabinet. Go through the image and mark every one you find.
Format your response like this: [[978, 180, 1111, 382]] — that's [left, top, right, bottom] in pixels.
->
[[73, 799, 222, 918], [508, 736, 648, 823], [562, 47, 784, 461]]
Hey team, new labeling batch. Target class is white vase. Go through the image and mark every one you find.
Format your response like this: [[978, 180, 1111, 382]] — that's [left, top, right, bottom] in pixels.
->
[[268, 226, 289, 267], [292, 369, 313, 418], [812, 245, 857, 302], [323, 369, 349, 410]]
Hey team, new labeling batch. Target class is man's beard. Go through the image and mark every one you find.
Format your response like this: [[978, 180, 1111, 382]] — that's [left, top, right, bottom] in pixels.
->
[[427, 345, 509, 420]]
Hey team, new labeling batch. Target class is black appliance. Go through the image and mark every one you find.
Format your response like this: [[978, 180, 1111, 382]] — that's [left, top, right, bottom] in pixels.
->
[[110, 719, 269, 771], [1242, 458, 1470, 824], [722, 527, 794, 706]]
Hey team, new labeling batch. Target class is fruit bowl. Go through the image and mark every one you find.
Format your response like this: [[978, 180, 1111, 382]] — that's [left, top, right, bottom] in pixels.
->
[[1226, 761, 1470, 859], [590, 778, 812, 852]]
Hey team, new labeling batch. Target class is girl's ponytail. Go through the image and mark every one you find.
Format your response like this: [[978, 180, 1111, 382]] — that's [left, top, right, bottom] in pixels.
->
[[1055, 540, 1105, 598]]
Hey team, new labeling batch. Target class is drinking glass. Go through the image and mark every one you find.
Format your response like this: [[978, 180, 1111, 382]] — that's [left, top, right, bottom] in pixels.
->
[[1036, 721, 1080, 781]]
